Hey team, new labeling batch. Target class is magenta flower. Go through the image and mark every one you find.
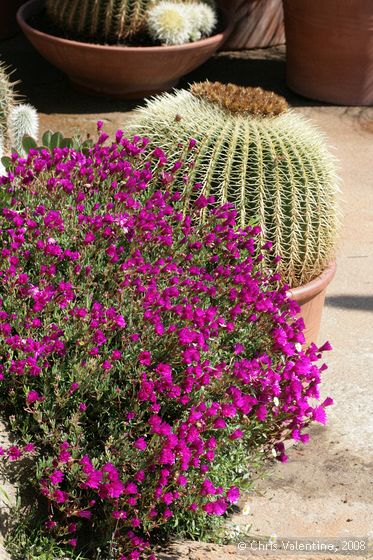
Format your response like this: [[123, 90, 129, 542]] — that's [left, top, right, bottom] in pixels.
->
[[0, 128, 333, 559], [312, 406, 327, 425], [26, 390, 41, 404], [7, 446, 22, 461], [78, 510, 92, 519], [50, 469, 64, 485], [134, 438, 147, 451], [227, 486, 240, 503], [229, 429, 244, 440], [203, 499, 228, 516]]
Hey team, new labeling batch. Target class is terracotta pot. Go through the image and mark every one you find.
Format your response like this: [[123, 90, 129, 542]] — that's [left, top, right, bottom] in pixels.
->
[[288, 261, 336, 347], [17, 0, 231, 99], [218, 0, 285, 50], [0, 0, 26, 40], [283, 0, 373, 105]]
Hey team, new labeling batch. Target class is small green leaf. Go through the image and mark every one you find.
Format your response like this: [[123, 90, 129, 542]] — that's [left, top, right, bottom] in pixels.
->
[[0, 484, 11, 506], [61, 137, 73, 148], [51, 131, 63, 149], [22, 135, 37, 153], [42, 130, 53, 147], [1, 156, 12, 170]]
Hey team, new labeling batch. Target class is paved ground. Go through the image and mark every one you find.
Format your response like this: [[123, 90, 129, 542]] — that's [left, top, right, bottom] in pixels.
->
[[0, 33, 372, 560]]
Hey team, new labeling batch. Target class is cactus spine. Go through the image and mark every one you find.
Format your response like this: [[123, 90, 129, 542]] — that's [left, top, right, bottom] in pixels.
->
[[130, 82, 341, 287]]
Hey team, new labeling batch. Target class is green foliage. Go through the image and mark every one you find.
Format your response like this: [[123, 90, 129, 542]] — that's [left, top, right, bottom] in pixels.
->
[[1, 130, 93, 172], [130, 84, 342, 287], [162, 434, 266, 542]]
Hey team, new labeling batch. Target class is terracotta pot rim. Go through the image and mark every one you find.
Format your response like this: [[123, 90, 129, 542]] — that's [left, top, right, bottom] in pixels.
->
[[288, 261, 336, 303], [17, 0, 231, 53]]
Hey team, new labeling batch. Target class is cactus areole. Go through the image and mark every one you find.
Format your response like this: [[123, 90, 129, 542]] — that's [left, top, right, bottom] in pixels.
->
[[132, 81, 341, 287]]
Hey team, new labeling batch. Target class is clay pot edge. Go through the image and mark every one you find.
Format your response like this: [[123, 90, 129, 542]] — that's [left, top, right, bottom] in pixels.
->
[[288, 261, 337, 304]]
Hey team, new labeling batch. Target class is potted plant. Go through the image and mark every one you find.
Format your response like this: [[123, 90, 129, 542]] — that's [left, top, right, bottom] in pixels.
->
[[0, 127, 332, 557], [218, 0, 285, 50], [129, 82, 341, 343], [17, 0, 231, 99], [283, 0, 373, 106], [0, 0, 26, 40]]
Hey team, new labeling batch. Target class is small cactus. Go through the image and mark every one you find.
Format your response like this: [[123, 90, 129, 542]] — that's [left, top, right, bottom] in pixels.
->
[[187, 3, 217, 40], [147, 2, 191, 45], [130, 81, 341, 287], [45, 0, 217, 44], [147, 1, 217, 44], [8, 104, 39, 156], [0, 61, 38, 160]]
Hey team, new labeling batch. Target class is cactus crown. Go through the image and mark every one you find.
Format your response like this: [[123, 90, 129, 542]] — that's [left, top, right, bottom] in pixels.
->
[[45, 0, 217, 44], [191, 81, 289, 117], [130, 83, 341, 287]]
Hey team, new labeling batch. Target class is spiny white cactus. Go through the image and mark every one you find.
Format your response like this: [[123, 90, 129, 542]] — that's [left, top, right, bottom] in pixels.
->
[[188, 3, 217, 41], [8, 104, 39, 156], [147, 1, 217, 45], [147, 2, 192, 46]]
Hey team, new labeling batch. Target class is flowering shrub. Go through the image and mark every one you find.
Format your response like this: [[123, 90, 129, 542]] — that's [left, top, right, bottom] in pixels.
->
[[0, 127, 332, 559]]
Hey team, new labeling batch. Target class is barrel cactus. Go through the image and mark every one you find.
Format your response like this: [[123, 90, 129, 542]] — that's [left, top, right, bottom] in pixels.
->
[[45, 0, 217, 44], [130, 81, 341, 287]]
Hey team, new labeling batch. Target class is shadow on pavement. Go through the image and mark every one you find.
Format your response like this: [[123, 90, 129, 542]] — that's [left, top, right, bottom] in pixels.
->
[[325, 295, 373, 312], [0, 33, 330, 115]]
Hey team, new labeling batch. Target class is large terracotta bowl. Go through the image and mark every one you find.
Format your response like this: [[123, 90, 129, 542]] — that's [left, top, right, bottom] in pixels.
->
[[283, 0, 373, 105], [289, 261, 336, 347], [17, 0, 231, 99]]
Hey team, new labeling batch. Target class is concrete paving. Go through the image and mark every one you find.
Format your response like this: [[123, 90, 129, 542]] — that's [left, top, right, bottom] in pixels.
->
[[0, 34, 372, 559]]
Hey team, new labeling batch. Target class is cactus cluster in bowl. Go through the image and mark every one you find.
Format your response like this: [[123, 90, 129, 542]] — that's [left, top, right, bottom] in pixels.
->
[[0, 62, 38, 174], [130, 81, 341, 287], [45, 0, 218, 46]]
